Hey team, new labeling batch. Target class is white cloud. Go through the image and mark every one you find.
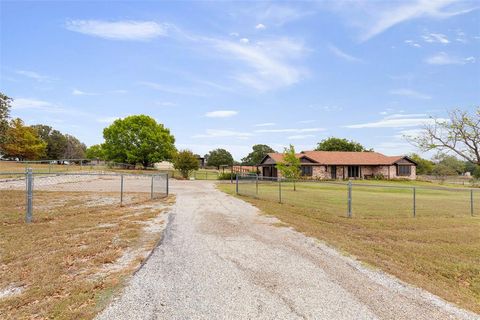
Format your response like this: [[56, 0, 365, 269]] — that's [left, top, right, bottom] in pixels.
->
[[287, 134, 315, 140], [308, 105, 343, 112], [155, 101, 177, 107], [97, 116, 120, 124], [11, 98, 87, 117], [72, 89, 97, 96], [465, 56, 476, 63], [212, 38, 306, 91], [354, 1, 478, 41], [138, 81, 207, 96], [205, 110, 238, 118], [425, 52, 475, 65], [389, 88, 431, 99], [16, 70, 54, 82], [404, 40, 421, 47], [255, 127, 325, 133], [255, 23, 266, 30], [297, 120, 315, 124], [65, 20, 167, 40], [193, 129, 252, 139], [384, 113, 428, 119], [328, 44, 362, 62], [239, 38, 250, 44], [255, 122, 276, 127], [258, 4, 311, 26], [12, 98, 56, 110], [345, 114, 443, 129], [455, 30, 467, 43], [394, 128, 426, 139], [422, 32, 450, 44], [375, 141, 414, 154], [229, 32, 239, 37]]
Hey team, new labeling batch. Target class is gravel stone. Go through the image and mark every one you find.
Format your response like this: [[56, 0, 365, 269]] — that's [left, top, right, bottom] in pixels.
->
[[97, 180, 479, 320]]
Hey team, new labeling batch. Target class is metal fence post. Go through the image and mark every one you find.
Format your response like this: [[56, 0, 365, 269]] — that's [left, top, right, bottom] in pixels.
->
[[120, 174, 124, 206], [166, 173, 169, 196], [235, 174, 239, 194], [151, 175, 154, 200], [413, 187, 416, 218], [347, 181, 352, 218], [279, 178, 282, 203], [256, 174, 259, 196], [471, 189, 474, 216], [26, 168, 33, 223]]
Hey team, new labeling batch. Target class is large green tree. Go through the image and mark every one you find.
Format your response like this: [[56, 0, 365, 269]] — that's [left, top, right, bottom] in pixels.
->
[[103, 115, 176, 168], [173, 150, 199, 178], [32, 125, 68, 159], [241, 144, 276, 165], [63, 134, 86, 159], [315, 137, 369, 152], [206, 148, 234, 169], [86, 144, 105, 160], [409, 153, 435, 175], [276, 144, 301, 190], [464, 161, 480, 178], [1, 118, 47, 160], [433, 153, 466, 175], [0, 93, 12, 150]]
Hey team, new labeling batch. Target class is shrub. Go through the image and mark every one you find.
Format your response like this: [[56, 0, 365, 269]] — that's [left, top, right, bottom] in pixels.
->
[[173, 150, 199, 178], [218, 172, 236, 180]]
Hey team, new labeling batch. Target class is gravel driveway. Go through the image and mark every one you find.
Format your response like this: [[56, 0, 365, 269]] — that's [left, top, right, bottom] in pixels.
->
[[97, 180, 478, 320]]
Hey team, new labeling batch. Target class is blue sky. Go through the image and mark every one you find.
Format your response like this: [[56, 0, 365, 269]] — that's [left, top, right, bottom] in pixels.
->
[[1, 0, 479, 160]]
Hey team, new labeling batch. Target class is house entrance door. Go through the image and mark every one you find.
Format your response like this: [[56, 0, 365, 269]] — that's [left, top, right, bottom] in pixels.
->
[[331, 166, 337, 179]]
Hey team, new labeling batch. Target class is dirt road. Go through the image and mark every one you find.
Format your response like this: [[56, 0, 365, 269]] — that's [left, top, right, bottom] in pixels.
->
[[97, 180, 478, 320]]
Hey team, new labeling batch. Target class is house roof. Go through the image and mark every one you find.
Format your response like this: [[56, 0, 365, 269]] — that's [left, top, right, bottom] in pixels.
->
[[260, 151, 416, 166]]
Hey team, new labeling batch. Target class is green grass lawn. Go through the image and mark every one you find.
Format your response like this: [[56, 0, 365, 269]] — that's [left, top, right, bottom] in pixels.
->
[[218, 181, 480, 313], [235, 180, 479, 218]]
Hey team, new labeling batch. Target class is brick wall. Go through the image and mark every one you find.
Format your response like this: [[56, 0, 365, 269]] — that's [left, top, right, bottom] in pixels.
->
[[312, 165, 328, 179], [284, 164, 417, 180]]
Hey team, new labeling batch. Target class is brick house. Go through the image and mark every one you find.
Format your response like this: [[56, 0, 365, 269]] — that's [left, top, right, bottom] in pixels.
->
[[258, 151, 417, 180]]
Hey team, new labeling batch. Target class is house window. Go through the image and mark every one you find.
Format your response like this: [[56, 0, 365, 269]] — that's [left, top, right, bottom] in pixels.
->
[[301, 166, 313, 176], [348, 166, 360, 178], [397, 165, 411, 176]]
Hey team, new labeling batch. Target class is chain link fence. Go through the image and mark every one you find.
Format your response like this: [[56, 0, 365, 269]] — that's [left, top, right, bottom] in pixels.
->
[[0, 159, 158, 174], [236, 175, 479, 218], [0, 170, 169, 223]]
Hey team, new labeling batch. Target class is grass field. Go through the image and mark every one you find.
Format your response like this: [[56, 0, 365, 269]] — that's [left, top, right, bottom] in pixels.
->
[[0, 190, 174, 319], [0, 161, 222, 180], [0, 161, 160, 175], [218, 181, 480, 313]]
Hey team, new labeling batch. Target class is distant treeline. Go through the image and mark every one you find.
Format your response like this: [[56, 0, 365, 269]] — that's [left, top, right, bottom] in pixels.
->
[[0, 93, 86, 161]]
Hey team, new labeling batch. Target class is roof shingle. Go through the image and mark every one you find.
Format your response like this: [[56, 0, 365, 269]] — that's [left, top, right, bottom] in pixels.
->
[[262, 151, 410, 166]]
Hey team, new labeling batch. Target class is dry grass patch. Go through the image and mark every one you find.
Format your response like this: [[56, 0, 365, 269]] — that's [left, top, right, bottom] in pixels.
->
[[0, 190, 174, 319], [218, 183, 480, 314]]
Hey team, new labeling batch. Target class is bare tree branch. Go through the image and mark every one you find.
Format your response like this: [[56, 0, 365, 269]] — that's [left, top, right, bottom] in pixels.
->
[[411, 108, 480, 164]]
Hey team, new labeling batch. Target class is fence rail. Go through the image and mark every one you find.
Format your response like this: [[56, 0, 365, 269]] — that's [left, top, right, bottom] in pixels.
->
[[0, 159, 159, 173], [0, 169, 169, 223], [236, 175, 479, 218]]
